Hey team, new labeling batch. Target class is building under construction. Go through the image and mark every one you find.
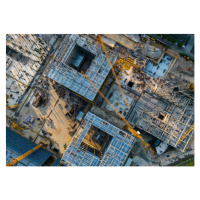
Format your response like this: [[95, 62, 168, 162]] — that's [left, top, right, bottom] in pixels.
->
[[101, 65, 194, 152], [6, 34, 56, 106], [47, 34, 117, 101], [61, 112, 136, 166], [47, 34, 194, 154], [127, 90, 194, 152], [6, 34, 194, 167]]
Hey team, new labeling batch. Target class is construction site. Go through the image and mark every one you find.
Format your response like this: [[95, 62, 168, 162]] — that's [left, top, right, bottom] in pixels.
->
[[6, 34, 194, 167]]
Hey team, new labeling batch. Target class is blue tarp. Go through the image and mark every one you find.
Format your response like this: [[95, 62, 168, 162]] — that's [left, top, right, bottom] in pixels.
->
[[26, 115, 32, 122], [76, 111, 85, 121], [6, 128, 52, 166]]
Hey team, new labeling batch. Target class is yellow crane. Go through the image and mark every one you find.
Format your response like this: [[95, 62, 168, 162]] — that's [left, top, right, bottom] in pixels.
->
[[177, 124, 194, 145], [95, 34, 129, 107], [9, 121, 25, 131], [6, 142, 46, 166], [6, 104, 20, 109], [41, 34, 130, 109], [81, 71, 155, 154], [187, 83, 194, 92]]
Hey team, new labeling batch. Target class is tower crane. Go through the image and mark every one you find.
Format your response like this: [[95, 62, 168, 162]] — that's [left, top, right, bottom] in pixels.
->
[[42, 34, 154, 154], [95, 34, 129, 107], [81, 71, 155, 154], [177, 124, 194, 145], [6, 142, 46, 166], [6, 104, 20, 109]]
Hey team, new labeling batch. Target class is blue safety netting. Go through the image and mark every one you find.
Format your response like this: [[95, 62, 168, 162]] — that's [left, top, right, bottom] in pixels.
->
[[6, 128, 52, 166]]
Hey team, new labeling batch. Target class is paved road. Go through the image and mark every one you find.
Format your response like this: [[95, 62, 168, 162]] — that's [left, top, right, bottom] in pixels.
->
[[148, 34, 194, 59]]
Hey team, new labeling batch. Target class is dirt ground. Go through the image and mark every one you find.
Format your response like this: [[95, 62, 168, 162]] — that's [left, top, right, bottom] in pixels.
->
[[105, 34, 138, 50], [7, 76, 91, 154], [165, 49, 194, 84]]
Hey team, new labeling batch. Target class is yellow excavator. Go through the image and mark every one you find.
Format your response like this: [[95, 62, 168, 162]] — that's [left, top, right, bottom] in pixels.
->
[[6, 142, 46, 166], [9, 121, 25, 131]]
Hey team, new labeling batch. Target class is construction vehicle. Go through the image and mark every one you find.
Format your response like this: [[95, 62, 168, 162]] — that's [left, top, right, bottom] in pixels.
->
[[95, 34, 129, 107], [187, 83, 194, 92], [6, 142, 46, 166], [6, 104, 20, 109], [9, 121, 25, 131], [81, 71, 155, 154], [142, 38, 147, 42]]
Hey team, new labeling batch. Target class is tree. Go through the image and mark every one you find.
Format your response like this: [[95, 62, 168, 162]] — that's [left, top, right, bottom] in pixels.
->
[[172, 39, 177, 44], [162, 34, 168, 39], [177, 42, 184, 48], [186, 160, 194, 166], [168, 36, 173, 42]]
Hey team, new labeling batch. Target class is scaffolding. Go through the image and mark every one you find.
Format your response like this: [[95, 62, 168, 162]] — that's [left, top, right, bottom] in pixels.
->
[[48, 35, 117, 101], [61, 112, 136, 166], [126, 91, 194, 152], [154, 81, 193, 106]]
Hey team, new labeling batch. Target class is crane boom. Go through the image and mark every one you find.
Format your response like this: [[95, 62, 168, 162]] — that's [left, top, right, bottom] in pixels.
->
[[6, 104, 20, 109], [81, 71, 155, 154], [177, 124, 194, 145], [96, 34, 129, 107], [6, 142, 46, 166]]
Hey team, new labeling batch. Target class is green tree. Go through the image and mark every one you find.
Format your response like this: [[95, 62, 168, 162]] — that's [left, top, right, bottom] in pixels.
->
[[168, 36, 173, 42], [178, 42, 184, 48], [162, 34, 168, 39], [172, 39, 177, 44], [187, 160, 194, 166]]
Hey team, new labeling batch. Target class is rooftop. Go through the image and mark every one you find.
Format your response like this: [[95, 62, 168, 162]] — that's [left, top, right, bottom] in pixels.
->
[[144, 54, 174, 78], [61, 112, 136, 166], [48, 35, 117, 101], [126, 91, 194, 152]]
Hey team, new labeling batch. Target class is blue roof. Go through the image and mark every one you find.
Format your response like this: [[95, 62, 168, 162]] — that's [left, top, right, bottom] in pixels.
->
[[76, 111, 85, 121], [6, 128, 52, 166], [52, 157, 61, 166]]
